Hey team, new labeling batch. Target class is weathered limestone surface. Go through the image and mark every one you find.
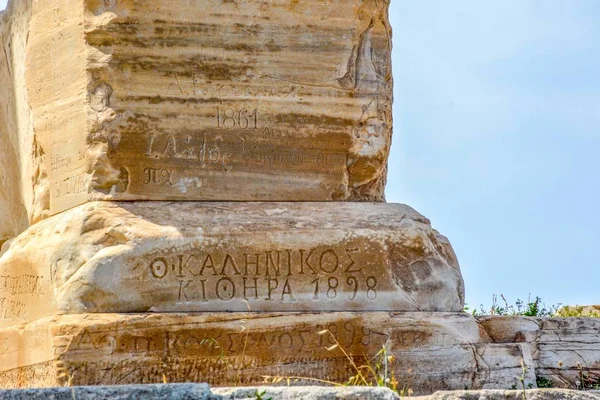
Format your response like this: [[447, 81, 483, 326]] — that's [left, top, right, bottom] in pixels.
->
[[1, 311, 598, 393], [1, 385, 599, 400], [531, 318, 600, 389], [0, 0, 393, 223], [0, 384, 218, 400], [0, 0, 33, 248], [3, 0, 598, 396], [0, 312, 535, 393], [478, 316, 600, 389], [477, 316, 540, 343], [216, 386, 401, 400], [415, 390, 600, 400], [0, 202, 464, 323]]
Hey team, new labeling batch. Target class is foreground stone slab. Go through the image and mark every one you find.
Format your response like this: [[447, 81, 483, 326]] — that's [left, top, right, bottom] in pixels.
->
[[0, 312, 536, 393], [0, 385, 598, 400], [4, 314, 597, 393], [0, 0, 392, 223], [216, 386, 401, 399], [0, 383, 217, 400], [414, 389, 600, 400], [0, 202, 464, 323], [0, 384, 403, 400]]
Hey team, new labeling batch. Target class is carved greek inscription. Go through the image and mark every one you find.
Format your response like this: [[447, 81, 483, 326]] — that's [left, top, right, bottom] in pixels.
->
[[0, 275, 45, 321], [310, 276, 376, 300], [394, 330, 460, 350], [70, 321, 386, 359], [50, 154, 72, 171], [241, 139, 346, 168], [0, 298, 27, 320], [241, 136, 347, 152], [59, 323, 473, 387], [216, 107, 258, 130], [143, 168, 175, 187], [72, 328, 117, 356], [51, 171, 87, 198], [0, 275, 45, 297], [167, 74, 300, 99], [141, 247, 377, 303], [146, 134, 233, 172]]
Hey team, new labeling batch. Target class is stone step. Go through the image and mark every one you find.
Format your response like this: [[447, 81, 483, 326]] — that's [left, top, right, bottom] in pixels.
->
[[2, 384, 598, 400], [1, 311, 598, 393], [1, 385, 599, 400], [0, 312, 533, 393], [0, 202, 464, 324]]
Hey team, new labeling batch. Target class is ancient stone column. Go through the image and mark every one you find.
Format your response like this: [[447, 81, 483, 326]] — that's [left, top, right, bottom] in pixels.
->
[[1, 0, 561, 394]]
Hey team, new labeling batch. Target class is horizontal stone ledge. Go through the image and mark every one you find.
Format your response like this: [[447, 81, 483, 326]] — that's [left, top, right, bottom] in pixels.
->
[[0, 384, 403, 400], [0, 312, 535, 393], [1, 385, 598, 400], [0, 383, 216, 400], [413, 389, 600, 400], [6, 313, 598, 392], [0, 202, 464, 325]]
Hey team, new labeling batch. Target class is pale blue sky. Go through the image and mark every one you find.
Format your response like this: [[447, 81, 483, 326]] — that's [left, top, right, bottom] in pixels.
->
[[1, 0, 598, 309], [387, 1, 600, 309]]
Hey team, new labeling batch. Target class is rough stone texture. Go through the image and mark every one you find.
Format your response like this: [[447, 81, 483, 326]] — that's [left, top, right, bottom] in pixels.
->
[[0, 202, 464, 322], [0, 0, 393, 226], [0, 384, 402, 400], [1, 312, 599, 393], [0, 385, 598, 400], [2, 0, 599, 396], [0, 0, 33, 248], [414, 390, 600, 400], [0, 312, 535, 393], [533, 318, 600, 389], [0, 383, 218, 400], [215, 386, 401, 399], [478, 316, 540, 343], [478, 316, 600, 390]]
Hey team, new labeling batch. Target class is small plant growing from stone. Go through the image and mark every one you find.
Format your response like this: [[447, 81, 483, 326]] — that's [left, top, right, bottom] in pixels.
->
[[254, 390, 272, 400], [576, 363, 600, 390], [466, 294, 559, 317], [518, 360, 528, 400], [263, 329, 412, 396], [535, 376, 554, 388]]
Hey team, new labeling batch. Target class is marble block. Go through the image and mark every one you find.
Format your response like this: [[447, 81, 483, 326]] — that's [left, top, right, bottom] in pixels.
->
[[0, 202, 465, 325], [0, 0, 393, 224]]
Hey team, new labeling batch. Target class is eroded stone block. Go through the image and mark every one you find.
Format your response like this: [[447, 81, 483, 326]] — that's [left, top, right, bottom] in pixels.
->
[[0, 202, 464, 325], [535, 318, 600, 388], [0, 384, 218, 400], [1, 0, 393, 220], [0, 312, 535, 393], [0, 1, 34, 246], [476, 316, 600, 390]]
